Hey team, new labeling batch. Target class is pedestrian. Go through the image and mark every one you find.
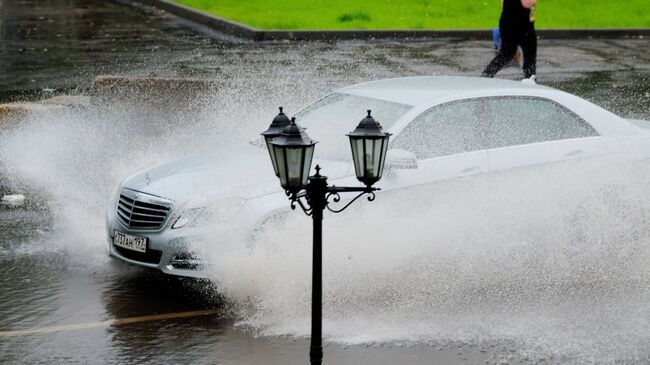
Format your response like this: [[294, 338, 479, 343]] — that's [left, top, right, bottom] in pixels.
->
[[482, 0, 537, 79]]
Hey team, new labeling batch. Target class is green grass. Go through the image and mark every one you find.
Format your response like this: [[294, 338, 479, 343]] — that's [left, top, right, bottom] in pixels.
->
[[173, 0, 650, 30]]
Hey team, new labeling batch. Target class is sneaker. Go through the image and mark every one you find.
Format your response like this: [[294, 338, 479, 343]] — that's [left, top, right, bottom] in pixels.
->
[[521, 75, 537, 85]]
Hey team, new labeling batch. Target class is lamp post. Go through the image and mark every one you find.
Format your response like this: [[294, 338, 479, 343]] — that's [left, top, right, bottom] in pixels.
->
[[261, 109, 391, 365]]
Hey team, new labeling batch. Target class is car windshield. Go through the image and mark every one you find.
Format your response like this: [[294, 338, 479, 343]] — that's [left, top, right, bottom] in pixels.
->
[[295, 93, 412, 161]]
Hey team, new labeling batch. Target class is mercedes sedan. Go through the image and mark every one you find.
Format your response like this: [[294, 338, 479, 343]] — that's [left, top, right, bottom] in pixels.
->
[[106, 76, 650, 278]]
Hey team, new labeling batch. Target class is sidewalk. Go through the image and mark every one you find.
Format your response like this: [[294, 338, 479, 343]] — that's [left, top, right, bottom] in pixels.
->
[[1, 0, 649, 121]]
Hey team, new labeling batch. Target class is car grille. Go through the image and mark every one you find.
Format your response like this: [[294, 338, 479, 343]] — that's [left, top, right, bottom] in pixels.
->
[[116, 189, 172, 230]]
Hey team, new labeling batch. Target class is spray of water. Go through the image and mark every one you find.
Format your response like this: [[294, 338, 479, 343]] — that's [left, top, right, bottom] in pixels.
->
[[0, 80, 321, 261], [2, 81, 650, 363], [202, 151, 650, 363]]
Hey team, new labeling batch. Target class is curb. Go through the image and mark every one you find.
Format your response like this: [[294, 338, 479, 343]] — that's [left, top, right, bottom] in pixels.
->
[[0, 102, 67, 127], [114, 0, 260, 39], [252, 28, 650, 41], [91, 75, 219, 109], [118, 0, 650, 41], [537, 28, 650, 39]]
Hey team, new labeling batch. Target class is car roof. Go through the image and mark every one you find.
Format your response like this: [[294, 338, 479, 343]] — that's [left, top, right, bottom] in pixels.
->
[[335, 76, 641, 137], [338, 76, 551, 107]]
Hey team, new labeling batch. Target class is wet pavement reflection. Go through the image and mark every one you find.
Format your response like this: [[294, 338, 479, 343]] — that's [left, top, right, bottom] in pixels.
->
[[0, 250, 500, 364], [0, 0, 228, 102], [1, 0, 650, 364]]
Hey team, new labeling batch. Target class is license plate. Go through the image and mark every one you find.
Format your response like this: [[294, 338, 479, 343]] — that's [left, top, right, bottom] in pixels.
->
[[114, 231, 147, 253]]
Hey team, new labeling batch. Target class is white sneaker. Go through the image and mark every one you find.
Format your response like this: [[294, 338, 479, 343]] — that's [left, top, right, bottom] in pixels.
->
[[521, 75, 537, 85]]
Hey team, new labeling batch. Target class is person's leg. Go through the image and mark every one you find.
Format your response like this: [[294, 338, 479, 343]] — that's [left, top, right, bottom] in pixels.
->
[[521, 27, 537, 78], [482, 30, 519, 78]]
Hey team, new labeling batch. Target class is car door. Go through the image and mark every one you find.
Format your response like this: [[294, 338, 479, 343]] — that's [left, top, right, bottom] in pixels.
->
[[480, 96, 604, 172], [382, 98, 490, 190]]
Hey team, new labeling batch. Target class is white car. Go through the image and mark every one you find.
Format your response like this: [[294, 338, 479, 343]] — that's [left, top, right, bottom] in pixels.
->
[[105, 76, 650, 278]]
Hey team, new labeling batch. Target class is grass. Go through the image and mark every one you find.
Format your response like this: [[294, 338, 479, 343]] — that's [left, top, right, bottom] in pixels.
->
[[172, 0, 650, 30]]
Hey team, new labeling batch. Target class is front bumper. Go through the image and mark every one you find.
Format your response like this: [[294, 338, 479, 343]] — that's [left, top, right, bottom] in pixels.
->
[[106, 210, 214, 279], [105, 185, 290, 279]]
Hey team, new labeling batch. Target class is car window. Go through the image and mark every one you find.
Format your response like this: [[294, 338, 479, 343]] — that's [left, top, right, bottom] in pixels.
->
[[391, 98, 490, 159], [391, 96, 598, 159], [485, 97, 598, 149], [295, 93, 412, 161]]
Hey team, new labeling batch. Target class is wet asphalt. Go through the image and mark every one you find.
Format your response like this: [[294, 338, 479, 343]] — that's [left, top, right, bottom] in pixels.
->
[[1, 0, 650, 364]]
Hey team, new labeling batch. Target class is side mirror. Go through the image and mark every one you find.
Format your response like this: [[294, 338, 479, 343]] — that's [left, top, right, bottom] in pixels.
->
[[385, 149, 418, 170]]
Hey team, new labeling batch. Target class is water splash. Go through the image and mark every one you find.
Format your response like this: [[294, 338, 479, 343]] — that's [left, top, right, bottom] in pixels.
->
[[204, 152, 650, 364], [0, 80, 321, 264], [2, 80, 650, 363]]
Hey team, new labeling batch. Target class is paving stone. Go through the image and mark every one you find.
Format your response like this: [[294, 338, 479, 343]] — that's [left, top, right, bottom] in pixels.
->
[[0, 102, 63, 126]]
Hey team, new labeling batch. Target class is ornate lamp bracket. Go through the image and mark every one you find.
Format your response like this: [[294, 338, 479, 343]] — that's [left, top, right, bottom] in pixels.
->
[[287, 166, 379, 216], [324, 186, 378, 213], [289, 190, 313, 216]]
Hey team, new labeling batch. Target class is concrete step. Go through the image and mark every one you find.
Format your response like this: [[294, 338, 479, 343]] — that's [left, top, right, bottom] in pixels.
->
[[0, 75, 219, 127], [0, 102, 62, 127], [91, 75, 219, 108]]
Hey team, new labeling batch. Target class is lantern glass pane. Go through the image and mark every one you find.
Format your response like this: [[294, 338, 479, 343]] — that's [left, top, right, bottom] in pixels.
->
[[273, 146, 288, 187], [301, 145, 315, 187], [361, 139, 370, 178], [368, 138, 382, 179], [349, 137, 364, 179], [378, 136, 390, 178], [286, 147, 306, 190], [265, 137, 280, 176]]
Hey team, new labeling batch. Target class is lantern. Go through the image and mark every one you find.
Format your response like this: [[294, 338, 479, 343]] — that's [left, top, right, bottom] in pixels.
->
[[347, 110, 392, 187], [270, 118, 317, 194]]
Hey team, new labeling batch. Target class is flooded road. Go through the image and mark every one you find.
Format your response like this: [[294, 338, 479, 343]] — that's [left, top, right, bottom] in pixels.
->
[[2, 0, 650, 364]]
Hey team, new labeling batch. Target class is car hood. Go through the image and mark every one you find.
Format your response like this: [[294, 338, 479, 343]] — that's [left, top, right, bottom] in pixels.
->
[[121, 145, 352, 207]]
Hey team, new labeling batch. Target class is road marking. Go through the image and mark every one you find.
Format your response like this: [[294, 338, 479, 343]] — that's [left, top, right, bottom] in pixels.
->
[[0, 309, 218, 337]]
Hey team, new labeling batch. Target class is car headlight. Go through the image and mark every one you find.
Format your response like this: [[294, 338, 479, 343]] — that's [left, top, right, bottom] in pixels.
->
[[171, 197, 246, 229], [171, 207, 204, 229]]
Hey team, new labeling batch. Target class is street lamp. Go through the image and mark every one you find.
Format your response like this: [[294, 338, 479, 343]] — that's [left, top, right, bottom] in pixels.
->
[[261, 108, 391, 365]]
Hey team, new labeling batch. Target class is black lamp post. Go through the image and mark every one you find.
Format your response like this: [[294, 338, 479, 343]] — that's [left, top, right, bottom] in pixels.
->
[[261, 109, 391, 365]]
